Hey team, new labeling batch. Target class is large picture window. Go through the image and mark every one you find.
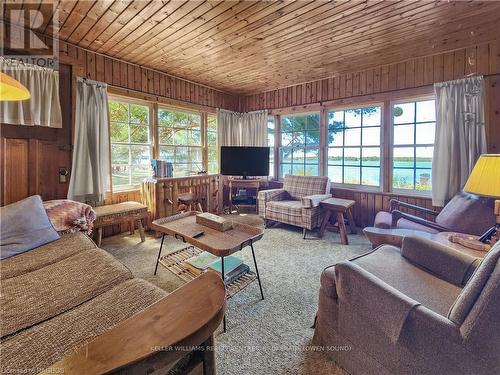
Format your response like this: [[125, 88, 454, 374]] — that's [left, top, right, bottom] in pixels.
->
[[207, 114, 218, 174], [158, 108, 203, 177], [109, 99, 151, 189], [280, 113, 320, 177], [392, 99, 435, 191], [327, 106, 382, 186]]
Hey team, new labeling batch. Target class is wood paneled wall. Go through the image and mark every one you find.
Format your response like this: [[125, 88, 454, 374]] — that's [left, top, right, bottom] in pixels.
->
[[0, 64, 73, 206], [241, 41, 500, 111], [45, 36, 239, 111]]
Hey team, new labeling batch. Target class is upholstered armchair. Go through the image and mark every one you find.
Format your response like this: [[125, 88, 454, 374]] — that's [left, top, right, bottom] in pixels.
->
[[314, 236, 500, 375], [258, 175, 331, 238], [374, 192, 495, 236]]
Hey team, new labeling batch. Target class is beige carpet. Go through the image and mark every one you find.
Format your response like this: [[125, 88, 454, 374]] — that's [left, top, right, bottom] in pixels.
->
[[102, 214, 371, 375]]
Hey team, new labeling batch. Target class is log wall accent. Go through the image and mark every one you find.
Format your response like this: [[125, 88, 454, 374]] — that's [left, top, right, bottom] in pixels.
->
[[140, 175, 223, 222]]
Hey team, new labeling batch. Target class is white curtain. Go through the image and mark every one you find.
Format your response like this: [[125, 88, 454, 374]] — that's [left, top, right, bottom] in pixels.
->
[[432, 76, 487, 207], [0, 58, 62, 127], [217, 109, 268, 146], [68, 78, 110, 204]]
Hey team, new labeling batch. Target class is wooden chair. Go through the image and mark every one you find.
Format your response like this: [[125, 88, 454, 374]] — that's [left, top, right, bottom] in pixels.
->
[[178, 192, 203, 212]]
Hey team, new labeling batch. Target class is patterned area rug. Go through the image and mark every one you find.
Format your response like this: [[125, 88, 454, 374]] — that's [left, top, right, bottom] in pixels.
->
[[102, 214, 371, 375]]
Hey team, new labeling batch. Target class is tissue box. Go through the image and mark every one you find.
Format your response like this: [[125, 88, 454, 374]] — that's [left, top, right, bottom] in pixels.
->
[[196, 213, 233, 232]]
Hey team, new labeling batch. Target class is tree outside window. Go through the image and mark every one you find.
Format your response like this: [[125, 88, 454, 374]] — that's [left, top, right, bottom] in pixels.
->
[[158, 108, 202, 177], [109, 100, 151, 188], [280, 113, 320, 177], [327, 106, 381, 186]]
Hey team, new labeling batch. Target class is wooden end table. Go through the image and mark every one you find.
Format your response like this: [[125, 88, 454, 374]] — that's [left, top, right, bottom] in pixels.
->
[[319, 198, 357, 244], [151, 211, 265, 332], [227, 178, 262, 213]]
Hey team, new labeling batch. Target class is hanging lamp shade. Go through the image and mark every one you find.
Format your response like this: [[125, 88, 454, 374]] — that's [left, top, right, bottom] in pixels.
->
[[0, 72, 31, 101]]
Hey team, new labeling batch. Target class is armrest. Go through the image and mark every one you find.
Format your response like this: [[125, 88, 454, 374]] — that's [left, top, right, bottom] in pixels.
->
[[258, 188, 287, 203], [392, 210, 450, 231], [301, 193, 332, 208], [335, 261, 420, 343], [390, 199, 439, 216], [46, 271, 225, 374], [402, 236, 480, 286]]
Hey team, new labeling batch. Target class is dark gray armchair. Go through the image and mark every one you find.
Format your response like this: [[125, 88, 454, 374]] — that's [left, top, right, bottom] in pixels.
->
[[374, 192, 495, 236], [314, 236, 500, 375]]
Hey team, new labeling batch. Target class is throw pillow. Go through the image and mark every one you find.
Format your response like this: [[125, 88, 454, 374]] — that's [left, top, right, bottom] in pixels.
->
[[0, 195, 60, 260]]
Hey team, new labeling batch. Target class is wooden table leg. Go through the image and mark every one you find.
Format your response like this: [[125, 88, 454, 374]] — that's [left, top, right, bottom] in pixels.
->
[[202, 335, 216, 375], [347, 208, 357, 234], [336, 212, 348, 245], [137, 219, 146, 242], [319, 209, 332, 238], [96, 227, 103, 247]]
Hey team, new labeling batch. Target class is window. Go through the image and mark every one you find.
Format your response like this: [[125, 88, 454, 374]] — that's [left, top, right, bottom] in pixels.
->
[[392, 99, 435, 191], [280, 113, 320, 177], [207, 114, 218, 174], [158, 108, 203, 177], [327, 106, 382, 186], [267, 116, 275, 177], [109, 99, 151, 189]]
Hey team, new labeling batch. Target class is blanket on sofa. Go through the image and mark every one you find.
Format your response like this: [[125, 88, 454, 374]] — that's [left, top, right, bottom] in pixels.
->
[[43, 200, 95, 235]]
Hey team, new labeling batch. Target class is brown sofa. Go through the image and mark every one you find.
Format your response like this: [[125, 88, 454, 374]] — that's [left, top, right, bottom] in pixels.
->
[[0, 231, 225, 374], [313, 236, 500, 375]]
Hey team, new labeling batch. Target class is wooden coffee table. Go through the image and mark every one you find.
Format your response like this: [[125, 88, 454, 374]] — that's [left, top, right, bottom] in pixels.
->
[[151, 211, 265, 332], [319, 198, 357, 244], [363, 227, 488, 258]]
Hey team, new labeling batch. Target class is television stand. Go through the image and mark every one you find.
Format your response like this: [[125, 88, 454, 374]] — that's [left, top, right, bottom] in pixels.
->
[[227, 178, 263, 214]]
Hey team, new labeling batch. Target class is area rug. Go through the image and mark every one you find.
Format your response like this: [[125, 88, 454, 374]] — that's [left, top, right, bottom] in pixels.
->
[[101, 214, 371, 375]]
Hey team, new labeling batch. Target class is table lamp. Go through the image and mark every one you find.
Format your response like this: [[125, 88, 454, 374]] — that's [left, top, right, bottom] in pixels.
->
[[0, 72, 31, 101], [463, 154, 500, 243]]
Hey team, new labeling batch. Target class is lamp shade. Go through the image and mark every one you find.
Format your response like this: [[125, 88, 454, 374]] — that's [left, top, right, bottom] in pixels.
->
[[463, 154, 500, 198], [0, 72, 31, 101]]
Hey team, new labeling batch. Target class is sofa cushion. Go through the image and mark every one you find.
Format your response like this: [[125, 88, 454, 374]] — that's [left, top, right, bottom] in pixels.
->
[[267, 200, 303, 217], [0, 278, 167, 373], [0, 195, 60, 260], [435, 192, 495, 236], [1, 248, 133, 338], [374, 211, 439, 234], [283, 175, 330, 199], [0, 232, 96, 280], [351, 245, 462, 316]]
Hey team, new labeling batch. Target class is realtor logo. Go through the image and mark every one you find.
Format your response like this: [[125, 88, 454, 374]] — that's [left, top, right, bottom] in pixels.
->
[[1, 0, 59, 69]]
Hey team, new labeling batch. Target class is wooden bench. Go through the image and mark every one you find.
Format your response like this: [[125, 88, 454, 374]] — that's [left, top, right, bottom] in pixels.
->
[[93, 201, 149, 246]]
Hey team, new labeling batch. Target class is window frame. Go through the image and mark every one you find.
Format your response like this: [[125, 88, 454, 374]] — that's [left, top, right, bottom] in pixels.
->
[[108, 95, 154, 192], [390, 95, 436, 196], [325, 103, 384, 190], [157, 105, 204, 177], [206, 113, 218, 174], [279, 111, 322, 178]]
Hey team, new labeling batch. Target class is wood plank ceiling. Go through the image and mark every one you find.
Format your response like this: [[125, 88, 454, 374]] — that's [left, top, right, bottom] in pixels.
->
[[5, 0, 500, 94]]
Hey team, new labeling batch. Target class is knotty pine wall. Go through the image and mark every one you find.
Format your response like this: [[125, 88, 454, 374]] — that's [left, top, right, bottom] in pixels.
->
[[241, 41, 500, 228]]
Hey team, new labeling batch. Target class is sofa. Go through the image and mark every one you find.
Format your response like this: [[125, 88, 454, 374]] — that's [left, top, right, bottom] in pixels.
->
[[258, 175, 331, 238], [374, 192, 495, 236], [313, 236, 500, 375], [0, 230, 225, 374]]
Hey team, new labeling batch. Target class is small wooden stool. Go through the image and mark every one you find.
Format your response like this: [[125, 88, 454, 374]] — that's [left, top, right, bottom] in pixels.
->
[[319, 198, 357, 244], [178, 192, 203, 212], [93, 201, 149, 247]]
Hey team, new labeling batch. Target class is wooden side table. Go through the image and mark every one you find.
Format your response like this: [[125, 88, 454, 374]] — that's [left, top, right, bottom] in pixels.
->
[[319, 198, 357, 244], [227, 178, 262, 213]]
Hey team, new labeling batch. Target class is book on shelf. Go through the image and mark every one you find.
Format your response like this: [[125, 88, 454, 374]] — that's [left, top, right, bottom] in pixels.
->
[[185, 251, 248, 282]]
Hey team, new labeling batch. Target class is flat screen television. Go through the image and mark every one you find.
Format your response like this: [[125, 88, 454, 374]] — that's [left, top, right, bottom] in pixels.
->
[[220, 146, 269, 178]]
